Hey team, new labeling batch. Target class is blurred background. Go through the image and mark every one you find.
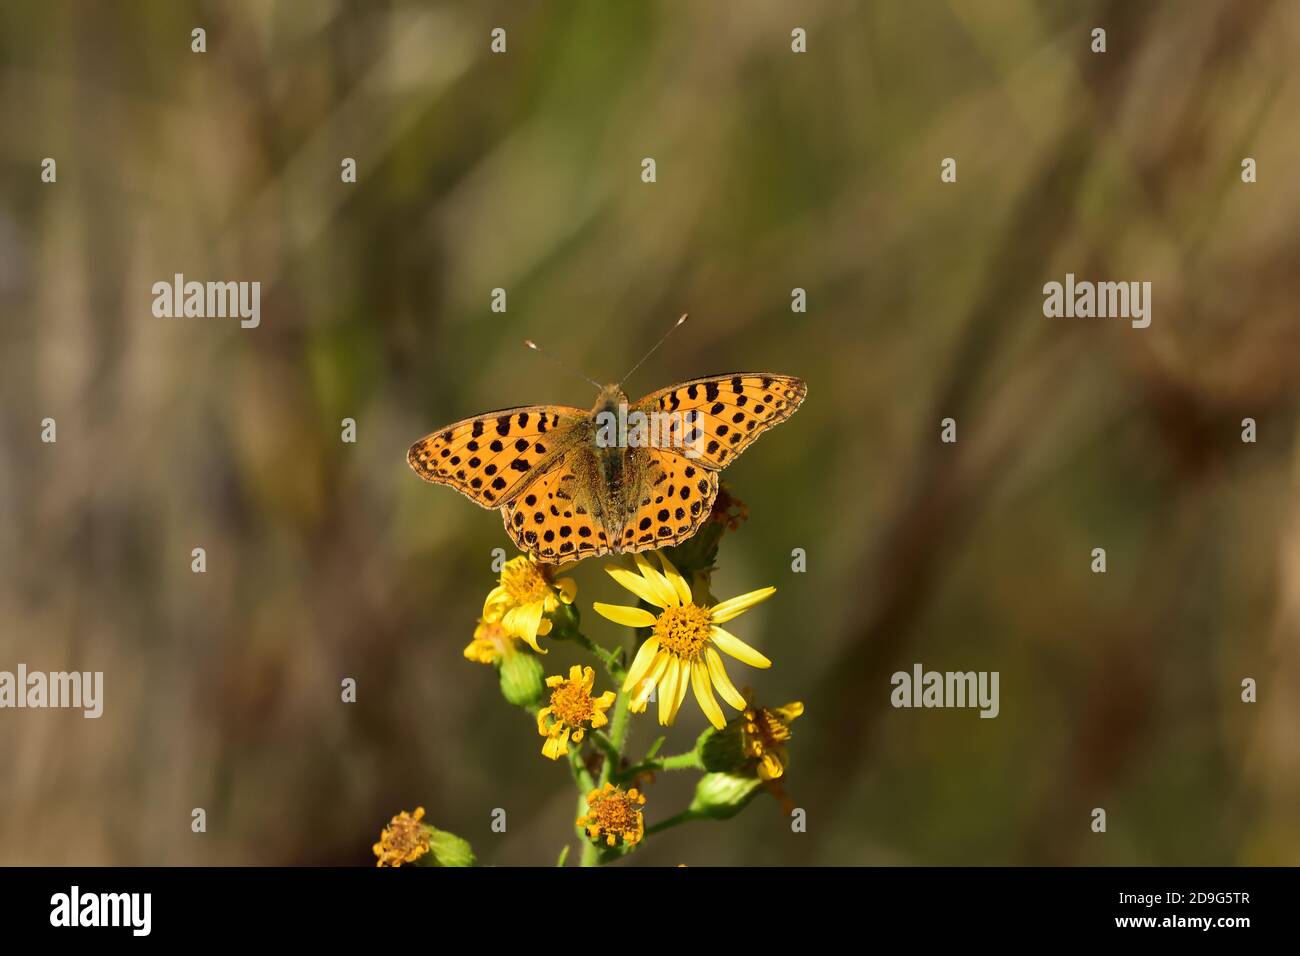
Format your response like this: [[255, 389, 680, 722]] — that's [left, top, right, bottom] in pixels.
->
[[2, 0, 1299, 866]]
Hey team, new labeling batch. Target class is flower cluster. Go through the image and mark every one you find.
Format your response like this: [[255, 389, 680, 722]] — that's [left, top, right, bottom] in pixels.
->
[[375, 485, 807, 866]]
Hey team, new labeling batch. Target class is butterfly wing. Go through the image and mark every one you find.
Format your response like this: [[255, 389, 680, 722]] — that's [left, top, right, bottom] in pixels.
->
[[501, 448, 617, 562], [407, 405, 586, 508], [613, 448, 719, 554], [632, 374, 806, 469]]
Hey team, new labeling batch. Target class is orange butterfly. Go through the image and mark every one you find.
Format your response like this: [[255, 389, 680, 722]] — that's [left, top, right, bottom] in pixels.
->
[[407, 326, 805, 563]]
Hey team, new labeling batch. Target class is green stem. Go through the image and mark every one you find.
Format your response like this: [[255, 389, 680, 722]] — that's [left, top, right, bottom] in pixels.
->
[[568, 750, 600, 867], [599, 691, 631, 787], [572, 632, 624, 683], [615, 750, 702, 783], [589, 730, 622, 767], [646, 809, 705, 836], [567, 746, 593, 794]]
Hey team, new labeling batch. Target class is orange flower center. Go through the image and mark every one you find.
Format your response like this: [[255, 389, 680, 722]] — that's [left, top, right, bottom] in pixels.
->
[[501, 559, 553, 604], [549, 679, 595, 727], [653, 604, 713, 661], [584, 787, 645, 843], [375, 809, 430, 867]]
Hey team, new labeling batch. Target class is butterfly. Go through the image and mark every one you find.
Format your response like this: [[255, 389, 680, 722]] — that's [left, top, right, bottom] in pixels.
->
[[407, 373, 806, 563]]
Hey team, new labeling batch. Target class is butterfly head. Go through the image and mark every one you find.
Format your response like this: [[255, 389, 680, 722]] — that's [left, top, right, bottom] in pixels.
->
[[591, 383, 629, 417]]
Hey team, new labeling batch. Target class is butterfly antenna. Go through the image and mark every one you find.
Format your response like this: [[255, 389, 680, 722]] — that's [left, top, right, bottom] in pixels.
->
[[523, 339, 603, 389], [618, 313, 689, 387]]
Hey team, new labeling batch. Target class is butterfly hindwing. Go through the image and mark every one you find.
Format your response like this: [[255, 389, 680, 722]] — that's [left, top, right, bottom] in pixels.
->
[[634, 374, 806, 470], [407, 405, 586, 509], [614, 448, 719, 554], [502, 450, 615, 561]]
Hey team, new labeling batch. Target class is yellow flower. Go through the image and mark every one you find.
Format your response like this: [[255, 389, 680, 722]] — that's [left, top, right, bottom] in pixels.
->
[[483, 555, 577, 654], [537, 665, 616, 760], [577, 782, 646, 847], [741, 696, 804, 781], [463, 618, 518, 665], [373, 806, 431, 867], [593, 552, 775, 730]]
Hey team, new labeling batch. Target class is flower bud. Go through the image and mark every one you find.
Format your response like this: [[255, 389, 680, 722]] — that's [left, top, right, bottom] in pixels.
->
[[498, 648, 545, 709], [424, 826, 476, 868], [695, 722, 747, 774], [688, 772, 763, 820]]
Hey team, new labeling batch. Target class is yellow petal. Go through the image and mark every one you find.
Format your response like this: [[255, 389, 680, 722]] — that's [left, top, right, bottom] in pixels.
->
[[510, 601, 546, 653], [542, 730, 569, 760], [630, 655, 668, 711], [606, 563, 670, 609], [536, 707, 553, 735], [705, 648, 747, 710], [774, 701, 805, 722], [557, 577, 578, 605], [668, 657, 690, 722], [659, 658, 681, 725], [483, 584, 507, 606], [708, 586, 776, 624], [632, 553, 680, 608], [657, 552, 694, 607], [568, 664, 584, 684], [710, 626, 771, 668], [593, 602, 658, 629], [622, 637, 662, 691], [690, 660, 727, 730]]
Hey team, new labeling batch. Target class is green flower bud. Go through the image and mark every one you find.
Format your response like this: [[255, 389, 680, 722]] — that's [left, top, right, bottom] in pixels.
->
[[498, 648, 545, 709], [422, 826, 476, 868], [688, 772, 764, 820], [695, 721, 747, 774]]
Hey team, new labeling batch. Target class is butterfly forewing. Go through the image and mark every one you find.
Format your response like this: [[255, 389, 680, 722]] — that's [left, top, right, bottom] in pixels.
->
[[633, 374, 806, 470], [407, 405, 586, 508]]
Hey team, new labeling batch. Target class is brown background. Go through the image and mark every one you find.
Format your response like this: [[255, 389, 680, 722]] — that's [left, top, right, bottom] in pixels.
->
[[1, 0, 1298, 865]]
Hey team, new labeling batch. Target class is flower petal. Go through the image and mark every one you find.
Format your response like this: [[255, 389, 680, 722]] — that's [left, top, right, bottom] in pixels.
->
[[708, 586, 776, 624], [508, 602, 547, 654], [556, 577, 578, 604], [705, 648, 747, 710], [758, 753, 784, 781], [482, 585, 509, 620], [630, 655, 668, 711], [605, 565, 669, 609], [709, 626, 771, 668], [632, 553, 680, 608], [659, 658, 681, 725], [657, 552, 694, 607], [622, 637, 662, 692], [593, 602, 657, 629], [690, 660, 727, 730], [669, 674, 689, 723]]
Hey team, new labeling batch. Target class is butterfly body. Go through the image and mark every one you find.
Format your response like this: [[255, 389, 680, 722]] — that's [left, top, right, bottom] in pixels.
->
[[408, 374, 805, 562]]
